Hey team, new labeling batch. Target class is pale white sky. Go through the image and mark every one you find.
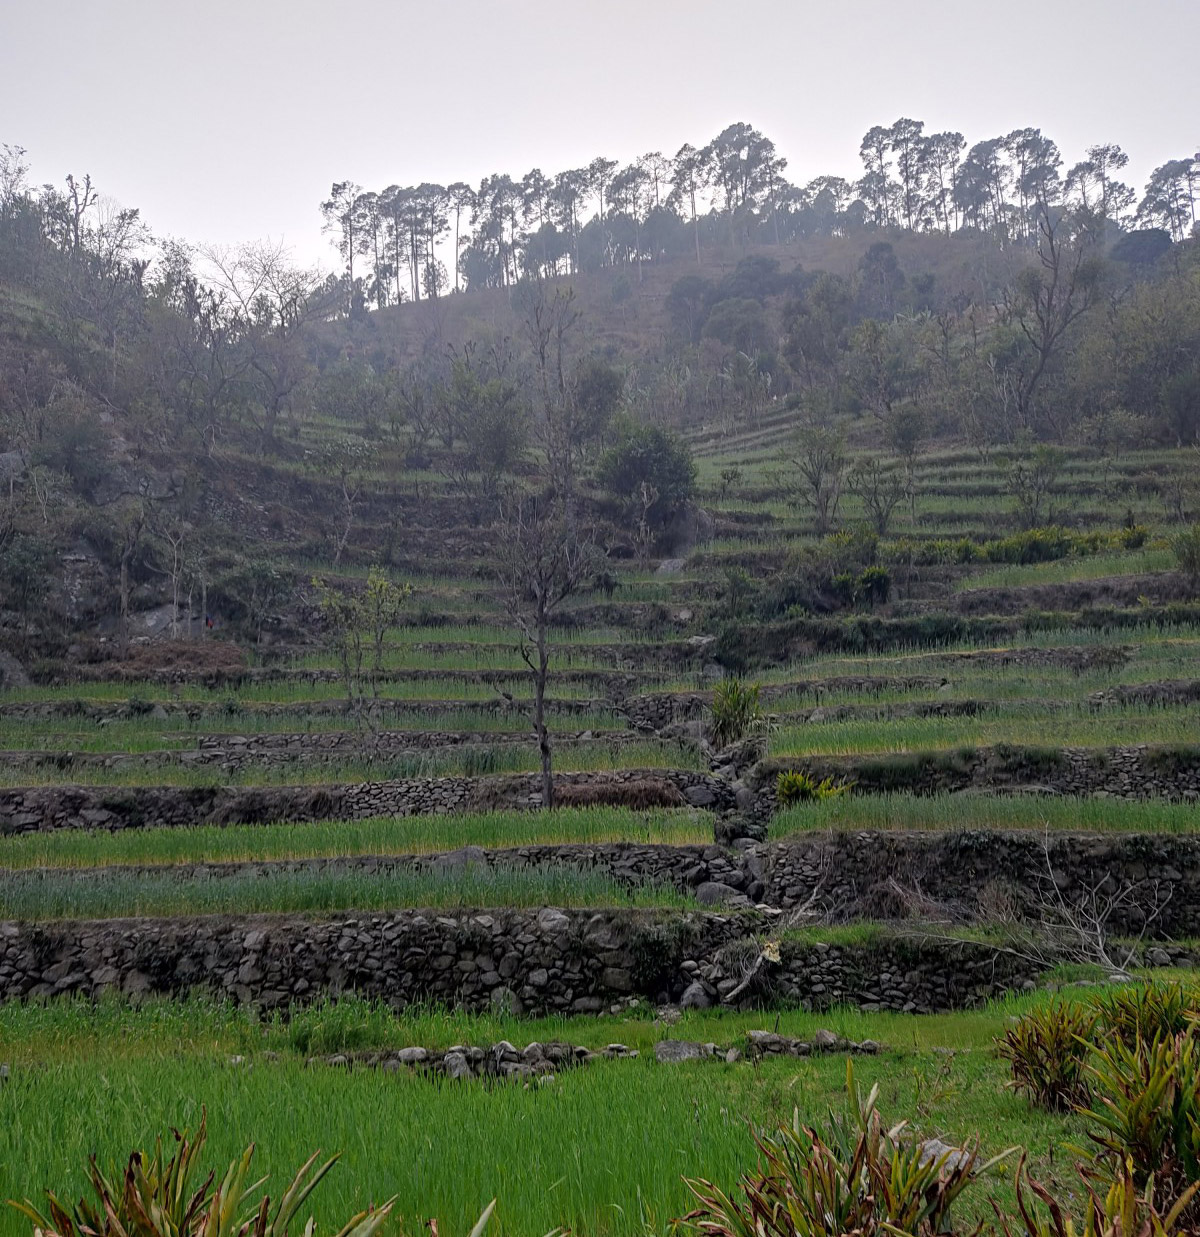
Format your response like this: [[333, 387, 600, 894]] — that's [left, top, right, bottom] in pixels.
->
[[3, 0, 1197, 269]]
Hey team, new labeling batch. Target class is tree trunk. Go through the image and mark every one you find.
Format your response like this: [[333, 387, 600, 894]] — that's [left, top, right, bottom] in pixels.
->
[[536, 608, 553, 809]]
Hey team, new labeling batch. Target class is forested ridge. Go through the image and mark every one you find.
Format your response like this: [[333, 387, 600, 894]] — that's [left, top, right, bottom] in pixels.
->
[[0, 118, 1197, 662]]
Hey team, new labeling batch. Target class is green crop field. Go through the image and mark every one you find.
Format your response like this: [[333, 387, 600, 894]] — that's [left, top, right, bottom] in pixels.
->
[[0, 990, 1105, 1237]]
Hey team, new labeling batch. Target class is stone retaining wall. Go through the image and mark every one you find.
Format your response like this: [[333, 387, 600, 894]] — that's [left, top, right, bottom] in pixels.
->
[[761, 831, 1200, 938], [0, 907, 1059, 1015], [626, 677, 946, 731], [754, 744, 1200, 802], [0, 769, 734, 834], [22, 831, 1200, 935]]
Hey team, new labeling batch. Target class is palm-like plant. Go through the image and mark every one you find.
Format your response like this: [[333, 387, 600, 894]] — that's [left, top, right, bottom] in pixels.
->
[[10, 1112, 395, 1237]]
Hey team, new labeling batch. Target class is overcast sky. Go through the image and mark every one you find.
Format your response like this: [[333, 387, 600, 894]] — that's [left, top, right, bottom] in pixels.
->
[[3, 0, 1197, 270]]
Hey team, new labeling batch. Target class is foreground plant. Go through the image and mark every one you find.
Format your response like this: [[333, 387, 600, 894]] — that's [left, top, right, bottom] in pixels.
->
[[683, 1062, 1013, 1237], [998, 1002, 1098, 1110], [10, 1111, 395, 1237], [998, 1157, 1199, 1237]]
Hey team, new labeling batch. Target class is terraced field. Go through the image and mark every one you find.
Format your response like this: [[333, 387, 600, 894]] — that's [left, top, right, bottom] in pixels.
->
[[3, 427, 1200, 1235]]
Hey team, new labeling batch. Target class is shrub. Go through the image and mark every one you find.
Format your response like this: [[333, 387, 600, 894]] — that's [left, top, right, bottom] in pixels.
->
[[776, 770, 850, 806], [595, 419, 696, 528], [684, 1063, 1012, 1237], [999, 1156, 1199, 1237], [9, 1111, 395, 1237], [998, 1002, 1098, 1111], [1172, 525, 1200, 590], [983, 526, 1075, 566], [1082, 1030, 1200, 1211], [1095, 981, 1200, 1044], [710, 678, 763, 747]]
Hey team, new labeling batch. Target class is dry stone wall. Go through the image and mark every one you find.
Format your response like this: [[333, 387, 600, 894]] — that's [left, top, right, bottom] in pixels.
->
[[755, 745, 1200, 802], [0, 907, 1064, 1014], [760, 832, 1200, 938], [0, 770, 734, 834]]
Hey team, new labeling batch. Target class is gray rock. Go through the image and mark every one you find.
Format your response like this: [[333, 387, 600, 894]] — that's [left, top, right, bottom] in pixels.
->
[[395, 1047, 428, 1065], [679, 980, 712, 1010], [654, 1040, 707, 1064], [916, 1138, 971, 1174], [694, 881, 740, 905], [684, 784, 716, 807], [537, 908, 571, 936], [442, 1051, 474, 1080], [812, 1028, 841, 1050]]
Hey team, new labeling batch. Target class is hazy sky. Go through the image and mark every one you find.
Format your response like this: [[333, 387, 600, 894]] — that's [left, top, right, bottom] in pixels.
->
[[3, 0, 1197, 270]]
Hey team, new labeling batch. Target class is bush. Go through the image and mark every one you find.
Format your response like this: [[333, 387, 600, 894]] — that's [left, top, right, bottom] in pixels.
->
[[710, 678, 763, 747], [9, 1111, 395, 1237], [595, 419, 696, 528], [775, 769, 850, 806], [684, 1063, 1010, 1237], [1096, 981, 1199, 1044], [1172, 525, 1200, 589], [1082, 1030, 1200, 1212], [983, 526, 1075, 566], [998, 1002, 1098, 1111]]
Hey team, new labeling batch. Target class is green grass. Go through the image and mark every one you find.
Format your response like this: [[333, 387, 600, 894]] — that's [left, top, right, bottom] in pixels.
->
[[766, 706, 1200, 756], [771, 792, 1200, 837], [0, 807, 713, 870], [0, 864, 692, 921], [959, 548, 1176, 590], [0, 988, 1113, 1237]]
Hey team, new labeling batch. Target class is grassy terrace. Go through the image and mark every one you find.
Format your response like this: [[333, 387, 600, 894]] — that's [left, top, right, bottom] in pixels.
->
[[771, 792, 1200, 836], [767, 705, 1200, 756], [0, 807, 712, 868], [0, 714, 629, 750], [0, 987, 1132, 1237], [0, 864, 695, 920]]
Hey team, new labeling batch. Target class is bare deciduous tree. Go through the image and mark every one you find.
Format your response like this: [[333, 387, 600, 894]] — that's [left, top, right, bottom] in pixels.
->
[[493, 495, 595, 808]]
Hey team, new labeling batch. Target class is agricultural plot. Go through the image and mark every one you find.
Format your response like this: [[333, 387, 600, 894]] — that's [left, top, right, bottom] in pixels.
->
[[3, 432, 1200, 1235]]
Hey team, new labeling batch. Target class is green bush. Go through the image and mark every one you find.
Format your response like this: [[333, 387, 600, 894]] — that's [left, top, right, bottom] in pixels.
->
[[1095, 981, 1199, 1044], [998, 1002, 1098, 1111], [775, 769, 850, 806], [1082, 1030, 1200, 1211], [595, 419, 696, 527], [1172, 525, 1200, 589], [710, 678, 763, 748]]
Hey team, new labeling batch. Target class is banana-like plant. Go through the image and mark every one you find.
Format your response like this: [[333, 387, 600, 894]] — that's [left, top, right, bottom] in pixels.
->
[[9, 1112, 395, 1237]]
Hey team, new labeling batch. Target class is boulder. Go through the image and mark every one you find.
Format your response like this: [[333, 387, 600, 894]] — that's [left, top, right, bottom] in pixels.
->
[[654, 1040, 708, 1064], [679, 980, 712, 1011]]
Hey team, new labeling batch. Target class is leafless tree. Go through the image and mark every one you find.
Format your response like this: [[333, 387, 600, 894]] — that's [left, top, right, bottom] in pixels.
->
[[896, 832, 1173, 976], [200, 241, 326, 452], [493, 495, 595, 808]]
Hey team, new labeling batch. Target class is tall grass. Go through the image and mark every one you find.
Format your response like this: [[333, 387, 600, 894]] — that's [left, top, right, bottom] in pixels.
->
[[767, 707, 1200, 756], [0, 864, 692, 921], [0, 742, 701, 788], [771, 792, 1200, 837], [0, 807, 712, 870]]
